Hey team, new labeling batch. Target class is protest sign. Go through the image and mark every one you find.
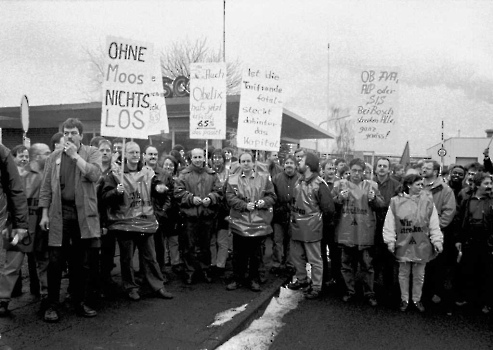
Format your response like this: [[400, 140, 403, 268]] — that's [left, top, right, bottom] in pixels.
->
[[101, 36, 168, 139], [352, 67, 399, 152], [236, 67, 284, 152], [189, 62, 226, 139]]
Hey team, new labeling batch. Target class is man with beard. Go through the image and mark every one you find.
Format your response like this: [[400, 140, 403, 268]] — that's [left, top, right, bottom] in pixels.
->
[[271, 155, 299, 275], [421, 160, 456, 309], [332, 158, 384, 306], [226, 152, 276, 292], [454, 172, 493, 314], [288, 152, 334, 299], [373, 157, 401, 302], [483, 148, 493, 173], [334, 158, 347, 179], [266, 151, 283, 178], [102, 142, 173, 302], [174, 148, 223, 284]]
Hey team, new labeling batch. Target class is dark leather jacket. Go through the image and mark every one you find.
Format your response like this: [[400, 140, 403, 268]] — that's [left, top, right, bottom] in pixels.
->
[[0, 144, 28, 230]]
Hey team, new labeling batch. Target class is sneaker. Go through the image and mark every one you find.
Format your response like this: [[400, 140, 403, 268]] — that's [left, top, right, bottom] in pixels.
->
[[250, 281, 261, 292], [288, 279, 311, 291], [157, 288, 174, 299], [128, 289, 140, 301], [305, 289, 321, 300], [226, 281, 241, 291], [342, 293, 354, 303], [481, 305, 491, 314], [399, 300, 409, 312], [431, 294, 441, 304], [44, 307, 59, 323], [0, 302, 9, 317], [414, 301, 425, 313], [367, 296, 378, 307]]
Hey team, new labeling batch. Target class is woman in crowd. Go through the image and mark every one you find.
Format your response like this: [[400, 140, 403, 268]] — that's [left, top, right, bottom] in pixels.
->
[[383, 174, 443, 312]]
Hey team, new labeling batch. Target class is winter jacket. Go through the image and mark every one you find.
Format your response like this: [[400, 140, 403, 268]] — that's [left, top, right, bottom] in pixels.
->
[[332, 179, 385, 248], [383, 192, 442, 263], [291, 173, 335, 242], [39, 145, 101, 246], [174, 164, 223, 219], [226, 171, 276, 237], [0, 144, 28, 231], [102, 162, 161, 234], [454, 189, 493, 246], [373, 175, 401, 222], [423, 176, 456, 229], [272, 171, 300, 224]]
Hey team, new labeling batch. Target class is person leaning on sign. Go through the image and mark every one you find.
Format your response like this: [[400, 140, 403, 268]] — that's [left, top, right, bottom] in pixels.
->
[[39, 118, 102, 323], [102, 142, 173, 302], [287, 153, 335, 299], [225, 151, 276, 292], [332, 158, 384, 307], [383, 174, 443, 313]]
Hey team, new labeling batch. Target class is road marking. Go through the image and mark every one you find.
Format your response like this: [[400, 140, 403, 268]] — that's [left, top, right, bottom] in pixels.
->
[[217, 287, 303, 350]]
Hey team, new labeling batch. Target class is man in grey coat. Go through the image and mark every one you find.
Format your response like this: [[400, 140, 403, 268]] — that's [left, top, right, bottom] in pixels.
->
[[39, 118, 102, 322]]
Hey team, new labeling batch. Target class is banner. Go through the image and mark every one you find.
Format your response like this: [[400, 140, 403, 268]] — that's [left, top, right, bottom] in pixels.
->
[[101, 36, 169, 139], [189, 62, 227, 139], [236, 67, 284, 152], [353, 67, 400, 152]]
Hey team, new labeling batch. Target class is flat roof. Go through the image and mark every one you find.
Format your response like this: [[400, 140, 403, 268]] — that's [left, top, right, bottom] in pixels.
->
[[0, 95, 333, 141]]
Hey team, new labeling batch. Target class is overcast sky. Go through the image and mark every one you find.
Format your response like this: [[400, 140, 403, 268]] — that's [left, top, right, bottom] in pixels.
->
[[1, 0, 492, 155]]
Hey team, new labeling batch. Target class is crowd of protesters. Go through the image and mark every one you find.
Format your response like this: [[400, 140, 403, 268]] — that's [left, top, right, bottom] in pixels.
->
[[0, 117, 492, 324]]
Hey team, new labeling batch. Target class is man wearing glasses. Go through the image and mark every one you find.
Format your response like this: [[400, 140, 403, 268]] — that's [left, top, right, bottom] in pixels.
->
[[39, 118, 102, 322], [332, 158, 384, 306], [421, 160, 456, 311]]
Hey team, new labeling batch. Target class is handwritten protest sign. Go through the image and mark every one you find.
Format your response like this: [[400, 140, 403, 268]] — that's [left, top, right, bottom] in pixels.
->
[[189, 62, 226, 139], [236, 67, 284, 152], [352, 67, 399, 152], [101, 36, 168, 139]]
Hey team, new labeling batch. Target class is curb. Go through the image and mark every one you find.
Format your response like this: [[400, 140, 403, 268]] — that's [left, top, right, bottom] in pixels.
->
[[201, 275, 288, 350]]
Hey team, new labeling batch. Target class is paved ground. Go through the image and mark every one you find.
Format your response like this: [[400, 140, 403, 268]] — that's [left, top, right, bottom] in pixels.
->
[[270, 286, 493, 350], [0, 238, 287, 350]]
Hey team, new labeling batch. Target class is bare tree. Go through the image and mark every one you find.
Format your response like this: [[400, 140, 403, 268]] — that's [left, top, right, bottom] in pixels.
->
[[160, 37, 242, 95], [330, 107, 354, 156], [82, 37, 242, 101]]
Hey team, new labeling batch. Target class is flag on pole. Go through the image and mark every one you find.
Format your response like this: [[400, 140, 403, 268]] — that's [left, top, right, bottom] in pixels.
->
[[400, 141, 410, 167]]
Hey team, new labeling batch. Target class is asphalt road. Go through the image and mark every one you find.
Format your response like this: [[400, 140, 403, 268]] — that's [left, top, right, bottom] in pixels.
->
[[270, 290, 493, 350]]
